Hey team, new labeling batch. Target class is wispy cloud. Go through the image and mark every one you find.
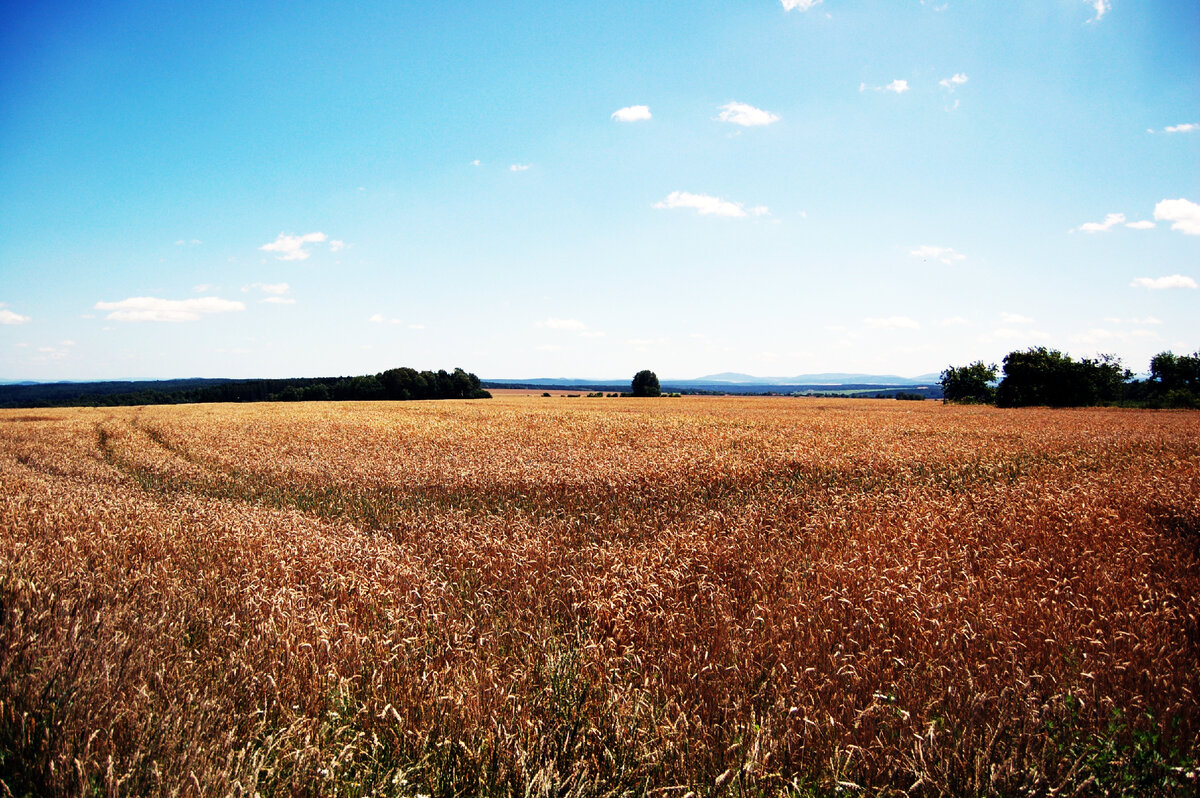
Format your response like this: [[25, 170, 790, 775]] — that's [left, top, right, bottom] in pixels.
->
[[0, 303, 32, 325], [173, 239, 202, 247], [369, 313, 426, 328], [329, 239, 346, 252], [1001, 312, 1035, 325], [261, 297, 296, 305], [1085, 0, 1110, 23], [538, 318, 588, 331], [245, 282, 290, 295], [1154, 198, 1200, 235], [1074, 212, 1125, 233], [716, 102, 779, 127], [1125, 220, 1156, 230], [1164, 123, 1198, 133], [94, 296, 245, 322], [653, 191, 768, 218], [1130, 275, 1198, 290], [939, 73, 968, 90], [260, 232, 329, 261], [781, 0, 822, 10], [612, 105, 651, 122], [940, 316, 969, 327], [861, 79, 910, 94], [510, 163, 532, 172], [864, 316, 920, 330], [910, 244, 965, 265]]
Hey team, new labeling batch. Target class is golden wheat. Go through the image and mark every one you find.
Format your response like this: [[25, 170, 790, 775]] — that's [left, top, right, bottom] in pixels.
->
[[1, 396, 1197, 796]]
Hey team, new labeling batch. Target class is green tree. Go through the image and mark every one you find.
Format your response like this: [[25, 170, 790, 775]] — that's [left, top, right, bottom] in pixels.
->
[[995, 347, 1129, 408], [631, 370, 661, 397], [939, 361, 998, 404], [1147, 351, 1200, 407]]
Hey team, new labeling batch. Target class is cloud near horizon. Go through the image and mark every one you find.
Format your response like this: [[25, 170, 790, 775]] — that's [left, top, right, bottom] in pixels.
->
[[910, 245, 965, 265], [538, 318, 588, 331], [611, 105, 651, 122], [1130, 275, 1197, 290], [865, 316, 920, 330], [94, 296, 245, 322], [653, 191, 768, 218], [0, 303, 32, 325]]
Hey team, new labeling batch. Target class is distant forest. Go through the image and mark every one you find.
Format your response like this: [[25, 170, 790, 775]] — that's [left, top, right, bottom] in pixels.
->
[[0, 367, 491, 409]]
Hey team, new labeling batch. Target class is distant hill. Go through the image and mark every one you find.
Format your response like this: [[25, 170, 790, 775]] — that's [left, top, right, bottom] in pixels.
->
[[483, 374, 943, 399], [693, 371, 942, 386]]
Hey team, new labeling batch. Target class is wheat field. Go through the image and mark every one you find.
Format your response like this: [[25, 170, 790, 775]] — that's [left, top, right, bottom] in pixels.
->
[[1, 396, 1197, 796]]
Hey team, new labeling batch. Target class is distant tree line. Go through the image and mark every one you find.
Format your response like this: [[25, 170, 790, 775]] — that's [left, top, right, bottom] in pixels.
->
[[941, 347, 1200, 408], [3, 367, 490, 409]]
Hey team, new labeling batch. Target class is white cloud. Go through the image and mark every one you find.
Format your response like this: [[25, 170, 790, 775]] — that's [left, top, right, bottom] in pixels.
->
[[1125, 220, 1156, 230], [909, 244, 965, 265], [1001, 312, 1035, 325], [979, 328, 1052, 345], [612, 105, 652, 122], [1086, 0, 1110, 22], [174, 239, 202, 246], [863, 79, 910, 94], [94, 296, 245, 322], [781, 0, 822, 10], [1075, 212, 1125, 233], [329, 239, 346, 252], [653, 191, 767, 218], [246, 282, 290, 295], [864, 316, 920, 330], [1154, 198, 1200, 235], [939, 73, 968, 90], [538, 318, 587, 331], [510, 163, 531, 172], [1071, 327, 1160, 347], [940, 316, 969, 327], [1165, 123, 1198, 133], [1130, 275, 1198, 290], [260, 232, 328, 261], [471, 159, 481, 166], [0, 307, 32, 325], [626, 337, 670, 349], [370, 313, 422, 326], [716, 102, 780, 127], [261, 297, 296, 305]]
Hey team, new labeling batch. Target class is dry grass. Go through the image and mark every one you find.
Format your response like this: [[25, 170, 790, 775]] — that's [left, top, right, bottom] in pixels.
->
[[1, 396, 1197, 796]]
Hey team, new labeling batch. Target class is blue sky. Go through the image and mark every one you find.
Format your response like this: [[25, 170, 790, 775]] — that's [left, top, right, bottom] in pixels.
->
[[1, 0, 1196, 381]]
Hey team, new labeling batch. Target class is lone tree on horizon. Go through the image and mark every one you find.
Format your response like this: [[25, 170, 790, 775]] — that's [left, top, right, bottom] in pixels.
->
[[632, 370, 661, 397]]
